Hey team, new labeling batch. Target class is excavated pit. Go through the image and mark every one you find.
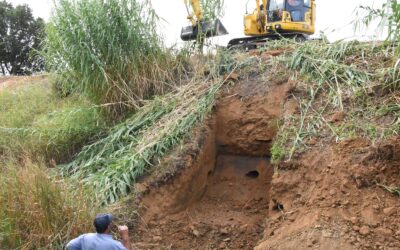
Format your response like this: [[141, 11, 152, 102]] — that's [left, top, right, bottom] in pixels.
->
[[132, 80, 291, 249]]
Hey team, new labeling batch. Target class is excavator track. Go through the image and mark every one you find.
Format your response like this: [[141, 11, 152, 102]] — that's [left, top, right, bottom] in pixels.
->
[[227, 33, 307, 50]]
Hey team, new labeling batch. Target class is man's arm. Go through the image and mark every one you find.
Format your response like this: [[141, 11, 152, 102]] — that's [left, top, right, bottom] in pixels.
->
[[118, 225, 131, 250], [66, 235, 84, 250]]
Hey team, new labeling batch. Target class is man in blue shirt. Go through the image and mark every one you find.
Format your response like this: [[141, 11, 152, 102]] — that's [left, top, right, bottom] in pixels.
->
[[66, 214, 131, 250]]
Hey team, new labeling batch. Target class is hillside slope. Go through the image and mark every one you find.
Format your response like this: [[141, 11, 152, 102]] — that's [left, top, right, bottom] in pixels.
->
[[120, 43, 400, 249]]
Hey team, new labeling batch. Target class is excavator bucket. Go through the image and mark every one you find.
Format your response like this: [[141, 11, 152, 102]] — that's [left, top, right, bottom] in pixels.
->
[[181, 18, 228, 41]]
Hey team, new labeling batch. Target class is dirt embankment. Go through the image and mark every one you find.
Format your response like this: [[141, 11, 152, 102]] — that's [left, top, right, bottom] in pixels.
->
[[131, 76, 292, 249], [129, 69, 400, 250]]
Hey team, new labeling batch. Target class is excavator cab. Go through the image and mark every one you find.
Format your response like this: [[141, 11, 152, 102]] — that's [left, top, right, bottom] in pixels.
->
[[180, 0, 228, 41], [226, 0, 315, 48], [244, 0, 315, 36]]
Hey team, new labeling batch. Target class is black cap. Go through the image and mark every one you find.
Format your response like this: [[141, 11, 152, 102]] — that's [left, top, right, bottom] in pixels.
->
[[94, 214, 113, 233]]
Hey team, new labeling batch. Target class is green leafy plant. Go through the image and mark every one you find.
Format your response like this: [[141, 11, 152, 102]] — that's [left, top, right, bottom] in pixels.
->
[[358, 0, 400, 42], [44, 0, 185, 118]]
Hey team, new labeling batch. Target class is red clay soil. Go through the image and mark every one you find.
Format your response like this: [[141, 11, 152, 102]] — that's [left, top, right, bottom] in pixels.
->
[[256, 137, 400, 250], [131, 78, 292, 249], [130, 75, 400, 249]]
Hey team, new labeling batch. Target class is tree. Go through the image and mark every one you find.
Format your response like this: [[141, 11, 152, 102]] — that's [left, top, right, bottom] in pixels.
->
[[0, 1, 45, 75]]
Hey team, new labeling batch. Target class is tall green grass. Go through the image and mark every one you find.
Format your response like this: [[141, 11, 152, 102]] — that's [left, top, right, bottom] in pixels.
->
[[0, 78, 105, 162], [44, 0, 186, 118], [201, 0, 225, 21], [0, 158, 97, 249], [358, 0, 400, 60], [359, 0, 400, 42]]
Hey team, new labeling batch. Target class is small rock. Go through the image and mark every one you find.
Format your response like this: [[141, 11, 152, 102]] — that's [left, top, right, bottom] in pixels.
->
[[353, 226, 360, 232], [372, 204, 380, 210], [383, 207, 397, 216], [359, 226, 370, 236], [219, 242, 226, 249], [239, 224, 248, 233], [329, 189, 337, 196], [350, 217, 358, 224], [220, 228, 229, 235], [223, 238, 231, 242], [152, 236, 162, 242], [192, 229, 200, 237]]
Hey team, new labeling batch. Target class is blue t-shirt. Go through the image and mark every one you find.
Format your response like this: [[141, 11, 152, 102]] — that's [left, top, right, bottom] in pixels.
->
[[66, 233, 127, 250]]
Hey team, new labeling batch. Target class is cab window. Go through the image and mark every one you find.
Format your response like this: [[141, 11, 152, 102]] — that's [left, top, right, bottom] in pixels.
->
[[267, 0, 284, 22], [286, 0, 305, 22], [268, 0, 284, 12]]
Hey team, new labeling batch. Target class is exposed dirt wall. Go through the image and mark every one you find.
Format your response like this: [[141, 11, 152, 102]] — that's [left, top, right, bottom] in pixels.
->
[[131, 76, 292, 249], [255, 138, 400, 250]]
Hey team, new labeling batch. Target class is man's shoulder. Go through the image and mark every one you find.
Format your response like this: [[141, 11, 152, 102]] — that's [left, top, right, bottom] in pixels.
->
[[97, 234, 126, 250], [67, 233, 126, 250]]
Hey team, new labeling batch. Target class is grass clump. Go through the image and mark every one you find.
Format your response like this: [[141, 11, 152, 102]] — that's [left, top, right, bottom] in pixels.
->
[[378, 184, 400, 197], [44, 0, 186, 118], [0, 77, 105, 162], [0, 158, 97, 249], [268, 38, 400, 163]]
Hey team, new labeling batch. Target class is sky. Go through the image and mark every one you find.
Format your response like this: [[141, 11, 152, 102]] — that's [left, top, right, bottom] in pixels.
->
[[9, 0, 387, 46]]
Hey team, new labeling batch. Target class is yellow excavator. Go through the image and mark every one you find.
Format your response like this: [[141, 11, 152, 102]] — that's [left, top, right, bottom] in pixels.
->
[[181, 0, 316, 49]]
